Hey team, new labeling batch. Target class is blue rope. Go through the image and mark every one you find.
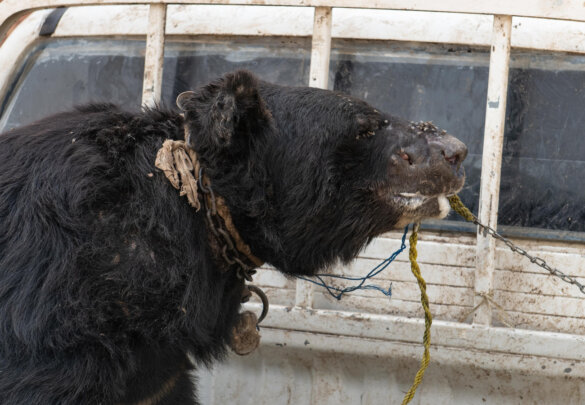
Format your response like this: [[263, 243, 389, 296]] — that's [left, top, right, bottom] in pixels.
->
[[296, 226, 409, 300]]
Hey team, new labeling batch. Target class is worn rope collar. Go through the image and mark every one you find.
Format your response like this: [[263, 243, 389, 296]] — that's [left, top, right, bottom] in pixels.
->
[[154, 131, 263, 269]]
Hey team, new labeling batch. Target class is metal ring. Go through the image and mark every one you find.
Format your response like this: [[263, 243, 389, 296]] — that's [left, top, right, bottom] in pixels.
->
[[247, 285, 269, 324]]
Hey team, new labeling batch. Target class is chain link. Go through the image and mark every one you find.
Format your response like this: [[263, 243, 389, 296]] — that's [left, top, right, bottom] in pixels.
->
[[471, 216, 585, 295], [198, 169, 256, 282]]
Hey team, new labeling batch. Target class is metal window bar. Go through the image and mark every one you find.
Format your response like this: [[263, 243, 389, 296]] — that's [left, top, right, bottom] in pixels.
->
[[142, 3, 167, 106], [0, 0, 571, 325], [295, 6, 332, 308], [473, 15, 512, 325]]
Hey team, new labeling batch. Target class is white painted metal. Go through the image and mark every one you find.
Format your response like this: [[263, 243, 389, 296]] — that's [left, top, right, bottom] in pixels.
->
[[5, 0, 585, 26], [294, 279, 314, 308], [198, 332, 585, 404], [141, 3, 166, 106], [308, 6, 331, 89], [0, 10, 51, 107], [294, 5, 332, 308], [44, 6, 585, 55], [243, 304, 585, 363], [474, 16, 512, 326], [251, 229, 585, 333]]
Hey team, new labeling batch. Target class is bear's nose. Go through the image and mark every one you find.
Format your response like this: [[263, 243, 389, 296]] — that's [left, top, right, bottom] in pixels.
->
[[438, 134, 467, 169]]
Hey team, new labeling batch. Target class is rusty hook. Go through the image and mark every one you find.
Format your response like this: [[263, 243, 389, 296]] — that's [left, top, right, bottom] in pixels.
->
[[246, 284, 269, 324]]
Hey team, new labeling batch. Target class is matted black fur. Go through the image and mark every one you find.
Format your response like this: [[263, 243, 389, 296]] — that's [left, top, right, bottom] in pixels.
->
[[0, 70, 466, 404]]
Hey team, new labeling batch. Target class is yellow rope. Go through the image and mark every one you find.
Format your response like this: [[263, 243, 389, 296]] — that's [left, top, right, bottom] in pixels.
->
[[401, 196, 470, 403], [401, 222, 432, 405], [401, 195, 506, 402], [447, 194, 476, 222]]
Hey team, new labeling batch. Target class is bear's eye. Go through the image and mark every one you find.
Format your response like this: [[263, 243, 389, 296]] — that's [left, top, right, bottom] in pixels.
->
[[398, 151, 412, 165]]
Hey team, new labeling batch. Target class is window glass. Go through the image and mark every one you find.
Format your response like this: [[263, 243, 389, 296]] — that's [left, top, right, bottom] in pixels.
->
[[329, 40, 488, 231], [1, 37, 583, 236], [0, 39, 146, 131], [330, 41, 585, 235], [500, 52, 585, 233], [0, 37, 311, 131], [161, 37, 311, 103]]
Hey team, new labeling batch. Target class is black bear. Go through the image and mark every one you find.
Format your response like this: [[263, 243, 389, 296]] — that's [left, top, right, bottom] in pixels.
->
[[0, 70, 466, 404]]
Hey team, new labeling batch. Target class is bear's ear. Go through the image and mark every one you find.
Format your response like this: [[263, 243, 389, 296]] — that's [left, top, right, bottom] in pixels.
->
[[176, 91, 196, 111], [178, 70, 270, 149]]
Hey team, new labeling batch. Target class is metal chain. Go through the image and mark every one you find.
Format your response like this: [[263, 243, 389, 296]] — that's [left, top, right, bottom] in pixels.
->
[[198, 169, 256, 282], [196, 168, 270, 327], [472, 215, 585, 295]]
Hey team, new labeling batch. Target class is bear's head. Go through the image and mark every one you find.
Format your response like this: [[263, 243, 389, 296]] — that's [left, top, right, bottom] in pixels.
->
[[177, 70, 467, 275]]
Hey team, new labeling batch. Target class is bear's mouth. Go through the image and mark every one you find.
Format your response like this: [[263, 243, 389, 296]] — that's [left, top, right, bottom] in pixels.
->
[[388, 193, 452, 221], [390, 192, 456, 216], [391, 192, 442, 210]]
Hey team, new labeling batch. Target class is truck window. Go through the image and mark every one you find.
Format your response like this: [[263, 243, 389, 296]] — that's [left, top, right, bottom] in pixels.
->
[[1, 36, 583, 235], [330, 41, 585, 235]]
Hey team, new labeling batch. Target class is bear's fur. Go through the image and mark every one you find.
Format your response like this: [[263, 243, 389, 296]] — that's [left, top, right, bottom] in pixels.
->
[[0, 70, 466, 404]]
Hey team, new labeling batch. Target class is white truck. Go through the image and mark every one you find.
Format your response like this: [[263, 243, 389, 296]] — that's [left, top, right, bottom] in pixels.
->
[[0, 2, 584, 403]]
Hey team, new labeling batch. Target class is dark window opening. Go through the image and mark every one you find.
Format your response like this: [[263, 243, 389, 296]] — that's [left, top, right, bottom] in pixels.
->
[[330, 40, 585, 237], [1, 37, 584, 238]]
